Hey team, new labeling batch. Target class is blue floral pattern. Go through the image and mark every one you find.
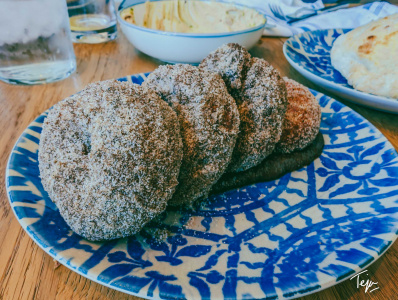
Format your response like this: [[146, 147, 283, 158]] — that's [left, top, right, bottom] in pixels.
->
[[6, 73, 398, 299], [284, 28, 351, 87], [283, 29, 398, 113]]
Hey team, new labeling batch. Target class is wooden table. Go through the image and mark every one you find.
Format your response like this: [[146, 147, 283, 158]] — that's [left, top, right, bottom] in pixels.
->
[[1, 28, 398, 300]]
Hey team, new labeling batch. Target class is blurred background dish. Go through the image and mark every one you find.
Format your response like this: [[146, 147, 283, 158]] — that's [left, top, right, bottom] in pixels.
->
[[120, 0, 265, 33], [117, 0, 266, 64], [0, 0, 76, 85], [283, 28, 398, 114], [67, 0, 117, 43], [330, 13, 398, 99]]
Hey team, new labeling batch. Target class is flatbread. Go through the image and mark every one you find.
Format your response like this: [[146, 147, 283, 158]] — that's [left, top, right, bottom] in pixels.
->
[[330, 13, 398, 99]]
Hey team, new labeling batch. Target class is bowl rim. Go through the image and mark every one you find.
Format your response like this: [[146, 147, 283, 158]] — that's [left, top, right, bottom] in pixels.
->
[[117, 0, 267, 38]]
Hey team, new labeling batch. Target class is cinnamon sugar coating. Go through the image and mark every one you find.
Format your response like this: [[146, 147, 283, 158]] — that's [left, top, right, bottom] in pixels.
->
[[39, 80, 183, 241], [275, 78, 321, 153], [143, 64, 240, 206], [200, 44, 287, 172], [199, 43, 251, 98]]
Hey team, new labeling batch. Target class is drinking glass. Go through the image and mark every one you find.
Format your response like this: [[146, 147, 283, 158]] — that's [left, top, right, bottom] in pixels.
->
[[67, 0, 117, 43], [0, 0, 76, 85]]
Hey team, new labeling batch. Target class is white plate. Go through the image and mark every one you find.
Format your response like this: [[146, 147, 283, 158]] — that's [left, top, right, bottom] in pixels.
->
[[117, 0, 266, 64]]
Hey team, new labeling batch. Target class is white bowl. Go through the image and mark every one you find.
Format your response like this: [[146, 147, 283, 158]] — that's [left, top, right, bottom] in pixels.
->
[[117, 0, 266, 64]]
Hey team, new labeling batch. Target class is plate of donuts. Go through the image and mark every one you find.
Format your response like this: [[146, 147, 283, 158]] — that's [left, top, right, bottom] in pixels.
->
[[283, 28, 398, 114], [6, 46, 398, 299]]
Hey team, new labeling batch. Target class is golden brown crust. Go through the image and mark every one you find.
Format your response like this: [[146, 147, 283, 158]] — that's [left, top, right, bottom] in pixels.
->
[[38, 80, 183, 241], [143, 64, 240, 207], [275, 78, 321, 154], [358, 30, 398, 56]]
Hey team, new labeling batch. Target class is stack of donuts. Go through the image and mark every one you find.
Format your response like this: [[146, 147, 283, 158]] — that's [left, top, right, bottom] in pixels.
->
[[38, 44, 322, 241]]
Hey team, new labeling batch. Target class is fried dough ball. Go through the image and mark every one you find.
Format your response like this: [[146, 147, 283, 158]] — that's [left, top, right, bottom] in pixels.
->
[[39, 80, 183, 240], [198, 43, 251, 99], [275, 78, 322, 153], [201, 44, 287, 172], [143, 64, 240, 206]]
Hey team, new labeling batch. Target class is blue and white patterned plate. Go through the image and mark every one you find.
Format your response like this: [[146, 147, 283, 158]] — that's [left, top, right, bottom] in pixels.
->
[[283, 29, 398, 114], [6, 73, 398, 300]]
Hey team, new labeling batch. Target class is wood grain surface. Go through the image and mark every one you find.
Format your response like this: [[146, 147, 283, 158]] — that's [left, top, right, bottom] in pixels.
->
[[1, 9, 398, 300]]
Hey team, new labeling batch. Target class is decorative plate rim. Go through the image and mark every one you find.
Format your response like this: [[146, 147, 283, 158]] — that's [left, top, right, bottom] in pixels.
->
[[5, 73, 398, 300]]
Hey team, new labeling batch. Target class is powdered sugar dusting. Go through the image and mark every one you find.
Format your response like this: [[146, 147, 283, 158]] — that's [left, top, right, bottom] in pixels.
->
[[38, 80, 183, 241], [143, 64, 240, 207], [200, 44, 288, 172]]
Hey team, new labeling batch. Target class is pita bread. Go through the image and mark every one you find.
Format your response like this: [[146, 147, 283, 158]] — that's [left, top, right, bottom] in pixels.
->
[[331, 13, 398, 99]]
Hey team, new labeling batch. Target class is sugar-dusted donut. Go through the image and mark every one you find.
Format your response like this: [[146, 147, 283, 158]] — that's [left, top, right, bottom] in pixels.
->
[[39, 80, 183, 240], [275, 78, 322, 153], [201, 44, 287, 172], [143, 64, 240, 206]]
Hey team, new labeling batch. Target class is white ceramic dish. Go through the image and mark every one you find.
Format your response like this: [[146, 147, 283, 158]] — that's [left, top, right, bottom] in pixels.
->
[[117, 0, 266, 64], [283, 29, 398, 114]]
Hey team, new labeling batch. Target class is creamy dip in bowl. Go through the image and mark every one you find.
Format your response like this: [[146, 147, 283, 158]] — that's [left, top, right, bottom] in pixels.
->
[[117, 0, 266, 64], [120, 0, 265, 34]]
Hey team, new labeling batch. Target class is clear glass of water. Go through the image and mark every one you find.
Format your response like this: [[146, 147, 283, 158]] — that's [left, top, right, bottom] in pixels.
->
[[0, 0, 76, 85], [68, 0, 117, 43]]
